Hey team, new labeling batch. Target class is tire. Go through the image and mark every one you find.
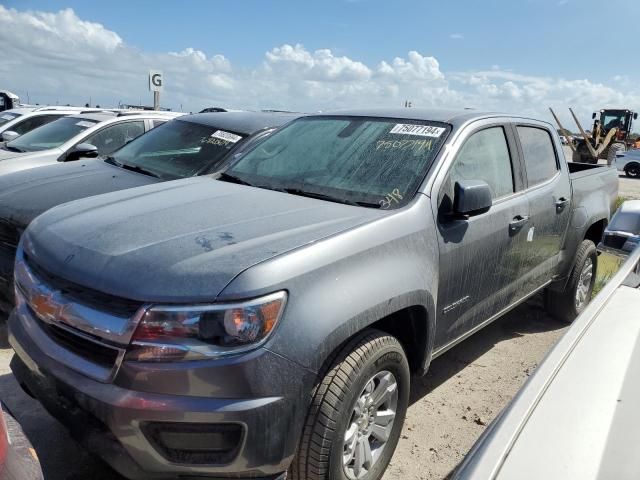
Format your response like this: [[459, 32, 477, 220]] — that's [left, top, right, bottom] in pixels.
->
[[545, 240, 598, 323], [607, 142, 625, 166], [289, 329, 410, 480], [625, 162, 640, 178]]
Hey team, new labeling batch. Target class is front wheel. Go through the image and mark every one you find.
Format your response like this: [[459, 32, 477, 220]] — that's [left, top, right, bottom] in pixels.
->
[[545, 240, 597, 323], [289, 329, 410, 480]]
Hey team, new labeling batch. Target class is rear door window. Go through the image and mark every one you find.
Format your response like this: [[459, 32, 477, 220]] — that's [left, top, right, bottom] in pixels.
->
[[517, 126, 559, 187], [83, 121, 145, 156]]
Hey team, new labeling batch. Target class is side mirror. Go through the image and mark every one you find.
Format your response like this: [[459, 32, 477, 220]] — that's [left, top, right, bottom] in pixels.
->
[[634, 113, 638, 120], [592, 112, 597, 119], [454, 180, 492, 216], [1, 131, 19, 143], [66, 143, 98, 161]]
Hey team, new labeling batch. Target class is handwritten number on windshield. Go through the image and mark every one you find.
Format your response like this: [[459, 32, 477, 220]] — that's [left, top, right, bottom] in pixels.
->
[[379, 189, 404, 209]]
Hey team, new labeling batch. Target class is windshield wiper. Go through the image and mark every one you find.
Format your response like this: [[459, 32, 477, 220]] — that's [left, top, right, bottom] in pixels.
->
[[2, 145, 24, 153], [118, 163, 160, 178], [104, 156, 123, 167], [217, 172, 255, 187], [105, 156, 160, 178], [282, 188, 381, 208]]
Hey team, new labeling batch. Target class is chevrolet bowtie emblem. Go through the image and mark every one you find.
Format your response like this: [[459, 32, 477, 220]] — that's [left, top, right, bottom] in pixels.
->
[[31, 292, 61, 322]]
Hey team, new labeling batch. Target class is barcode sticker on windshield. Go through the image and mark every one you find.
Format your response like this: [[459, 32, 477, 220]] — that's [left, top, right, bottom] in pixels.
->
[[1, 114, 15, 120], [211, 130, 242, 143], [390, 124, 445, 137], [76, 120, 96, 128]]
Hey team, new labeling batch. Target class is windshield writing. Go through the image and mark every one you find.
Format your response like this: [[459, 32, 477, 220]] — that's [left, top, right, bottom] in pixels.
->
[[109, 119, 246, 180], [225, 116, 449, 209]]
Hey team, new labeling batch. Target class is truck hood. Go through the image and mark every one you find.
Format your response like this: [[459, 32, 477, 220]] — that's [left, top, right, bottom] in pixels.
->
[[24, 177, 384, 302], [0, 149, 60, 175], [0, 159, 159, 229]]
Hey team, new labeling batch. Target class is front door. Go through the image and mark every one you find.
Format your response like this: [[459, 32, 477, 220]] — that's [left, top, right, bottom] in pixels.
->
[[433, 124, 530, 348]]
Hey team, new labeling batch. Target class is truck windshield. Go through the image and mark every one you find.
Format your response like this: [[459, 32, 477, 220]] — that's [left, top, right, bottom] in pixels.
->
[[5, 116, 97, 152], [0, 112, 21, 126], [224, 116, 450, 209], [107, 119, 247, 180], [601, 112, 627, 130]]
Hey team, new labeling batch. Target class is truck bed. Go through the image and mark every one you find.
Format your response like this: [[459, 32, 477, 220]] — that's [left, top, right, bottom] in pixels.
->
[[567, 161, 611, 177], [568, 161, 618, 214]]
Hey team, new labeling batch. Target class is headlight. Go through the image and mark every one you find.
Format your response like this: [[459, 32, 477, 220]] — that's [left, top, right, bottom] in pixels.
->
[[126, 291, 287, 361]]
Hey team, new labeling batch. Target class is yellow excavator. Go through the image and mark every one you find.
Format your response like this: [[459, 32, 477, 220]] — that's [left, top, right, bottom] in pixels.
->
[[550, 107, 637, 164]]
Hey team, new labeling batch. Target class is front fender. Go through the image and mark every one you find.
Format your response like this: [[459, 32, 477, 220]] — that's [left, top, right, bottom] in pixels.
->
[[218, 199, 439, 374]]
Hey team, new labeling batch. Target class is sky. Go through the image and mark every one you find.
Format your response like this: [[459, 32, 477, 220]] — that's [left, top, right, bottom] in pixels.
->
[[2, 0, 639, 128]]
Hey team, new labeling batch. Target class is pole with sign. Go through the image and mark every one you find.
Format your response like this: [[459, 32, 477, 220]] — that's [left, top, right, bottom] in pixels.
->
[[149, 70, 163, 110]]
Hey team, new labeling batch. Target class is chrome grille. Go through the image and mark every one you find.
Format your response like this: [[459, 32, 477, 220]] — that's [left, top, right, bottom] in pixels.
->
[[13, 250, 146, 381]]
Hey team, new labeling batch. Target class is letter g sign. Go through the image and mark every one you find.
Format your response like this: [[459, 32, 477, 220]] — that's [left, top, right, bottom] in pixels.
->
[[149, 70, 164, 92]]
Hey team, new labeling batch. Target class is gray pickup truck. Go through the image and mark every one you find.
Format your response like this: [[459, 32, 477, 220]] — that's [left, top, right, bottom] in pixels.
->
[[8, 109, 618, 480]]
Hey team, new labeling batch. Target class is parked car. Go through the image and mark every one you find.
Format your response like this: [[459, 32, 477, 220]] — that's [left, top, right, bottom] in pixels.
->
[[615, 148, 640, 178], [0, 106, 100, 143], [8, 109, 617, 480], [0, 111, 299, 315], [0, 92, 19, 113], [0, 110, 181, 175], [0, 402, 43, 480], [452, 246, 640, 480], [598, 200, 640, 256]]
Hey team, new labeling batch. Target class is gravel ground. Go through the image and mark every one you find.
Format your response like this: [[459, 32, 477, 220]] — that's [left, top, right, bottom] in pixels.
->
[[618, 175, 640, 200], [0, 295, 568, 480]]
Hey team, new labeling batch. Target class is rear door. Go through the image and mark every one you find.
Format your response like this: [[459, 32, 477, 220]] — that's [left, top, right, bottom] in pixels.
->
[[515, 124, 572, 290], [432, 121, 531, 348]]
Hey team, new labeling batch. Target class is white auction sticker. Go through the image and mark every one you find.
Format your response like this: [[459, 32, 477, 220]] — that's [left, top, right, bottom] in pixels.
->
[[1, 114, 15, 121], [76, 120, 97, 128], [211, 130, 242, 143], [390, 124, 445, 137]]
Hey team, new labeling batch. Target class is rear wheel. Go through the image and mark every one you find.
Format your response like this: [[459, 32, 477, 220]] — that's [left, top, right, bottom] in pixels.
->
[[289, 329, 410, 480], [545, 240, 597, 323], [625, 162, 640, 178]]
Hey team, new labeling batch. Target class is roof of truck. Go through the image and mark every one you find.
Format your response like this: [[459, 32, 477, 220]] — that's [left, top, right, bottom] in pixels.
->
[[317, 107, 519, 127], [177, 111, 302, 134]]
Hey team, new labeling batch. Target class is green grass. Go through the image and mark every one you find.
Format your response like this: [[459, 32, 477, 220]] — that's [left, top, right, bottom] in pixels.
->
[[593, 252, 625, 297], [616, 196, 628, 210]]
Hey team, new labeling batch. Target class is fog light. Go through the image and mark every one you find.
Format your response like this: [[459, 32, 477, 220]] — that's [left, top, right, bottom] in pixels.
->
[[141, 422, 243, 465]]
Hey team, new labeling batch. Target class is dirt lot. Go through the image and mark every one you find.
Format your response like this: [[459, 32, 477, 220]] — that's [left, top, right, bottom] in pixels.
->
[[0, 295, 568, 480], [619, 174, 640, 200]]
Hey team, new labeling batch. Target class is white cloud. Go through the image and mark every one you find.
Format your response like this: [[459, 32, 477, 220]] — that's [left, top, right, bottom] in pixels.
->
[[2, 4, 640, 129], [449, 33, 464, 40]]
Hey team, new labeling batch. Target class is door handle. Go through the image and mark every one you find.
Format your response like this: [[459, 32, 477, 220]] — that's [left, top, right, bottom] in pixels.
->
[[555, 197, 569, 213], [509, 215, 529, 234]]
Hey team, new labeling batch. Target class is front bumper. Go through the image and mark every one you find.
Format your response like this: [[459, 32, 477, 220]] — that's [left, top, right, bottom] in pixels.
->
[[8, 306, 312, 479]]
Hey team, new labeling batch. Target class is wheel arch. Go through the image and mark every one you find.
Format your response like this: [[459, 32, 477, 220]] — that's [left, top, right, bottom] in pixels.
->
[[311, 291, 436, 377]]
